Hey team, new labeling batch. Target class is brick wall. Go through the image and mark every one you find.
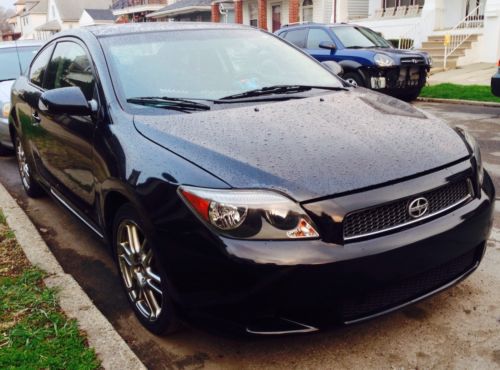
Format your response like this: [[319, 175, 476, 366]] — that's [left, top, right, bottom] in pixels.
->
[[258, 0, 267, 29], [289, 0, 299, 23], [235, 0, 243, 23], [211, 2, 220, 22]]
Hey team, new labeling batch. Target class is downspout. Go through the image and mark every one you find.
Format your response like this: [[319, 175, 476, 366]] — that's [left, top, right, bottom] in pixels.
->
[[331, 0, 337, 23]]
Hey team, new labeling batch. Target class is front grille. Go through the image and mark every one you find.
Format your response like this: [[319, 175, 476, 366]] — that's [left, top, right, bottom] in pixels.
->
[[400, 57, 426, 65], [343, 179, 472, 240], [341, 247, 479, 322]]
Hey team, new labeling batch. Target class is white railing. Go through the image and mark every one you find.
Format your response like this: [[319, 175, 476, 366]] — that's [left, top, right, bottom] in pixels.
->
[[443, 3, 484, 69]]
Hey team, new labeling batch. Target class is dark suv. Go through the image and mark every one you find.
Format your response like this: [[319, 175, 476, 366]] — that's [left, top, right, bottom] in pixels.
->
[[276, 23, 432, 101]]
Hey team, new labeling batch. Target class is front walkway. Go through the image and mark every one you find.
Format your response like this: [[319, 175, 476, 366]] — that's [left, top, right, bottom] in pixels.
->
[[429, 63, 497, 86]]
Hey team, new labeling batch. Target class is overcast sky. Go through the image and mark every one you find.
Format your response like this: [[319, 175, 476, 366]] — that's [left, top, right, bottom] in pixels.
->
[[0, 0, 15, 10]]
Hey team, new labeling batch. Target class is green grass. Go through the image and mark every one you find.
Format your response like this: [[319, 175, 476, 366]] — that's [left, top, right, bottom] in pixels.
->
[[420, 83, 500, 103], [0, 211, 100, 370]]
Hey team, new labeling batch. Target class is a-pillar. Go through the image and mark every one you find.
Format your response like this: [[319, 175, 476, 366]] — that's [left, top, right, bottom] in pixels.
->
[[211, 2, 220, 22], [258, 0, 267, 30], [234, 0, 243, 23]]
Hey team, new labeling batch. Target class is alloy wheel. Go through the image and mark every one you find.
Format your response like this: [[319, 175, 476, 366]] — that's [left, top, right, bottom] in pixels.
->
[[16, 139, 31, 190], [117, 221, 163, 321], [345, 78, 358, 87]]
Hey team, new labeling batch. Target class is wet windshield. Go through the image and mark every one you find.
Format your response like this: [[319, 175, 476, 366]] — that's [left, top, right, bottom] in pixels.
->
[[331, 26, 392, 49], [0, 46, 39, 81], [100, 29, 343, 105]]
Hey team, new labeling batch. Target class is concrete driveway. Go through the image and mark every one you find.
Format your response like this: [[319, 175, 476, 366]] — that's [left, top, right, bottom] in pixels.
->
[[0, 102, 498, 369]]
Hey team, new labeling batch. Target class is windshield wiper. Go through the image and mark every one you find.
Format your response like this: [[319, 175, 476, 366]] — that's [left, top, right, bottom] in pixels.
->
[[127, 97, 211, 112], [217, 85, 348, 102], [0, 78, 16, 83]]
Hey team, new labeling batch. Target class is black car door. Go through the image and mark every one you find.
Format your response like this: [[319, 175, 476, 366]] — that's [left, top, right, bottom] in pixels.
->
[[32, 39, 98, 218]]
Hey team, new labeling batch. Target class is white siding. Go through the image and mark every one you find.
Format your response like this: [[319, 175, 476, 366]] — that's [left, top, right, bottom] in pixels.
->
[[348, 0, 368, 20]]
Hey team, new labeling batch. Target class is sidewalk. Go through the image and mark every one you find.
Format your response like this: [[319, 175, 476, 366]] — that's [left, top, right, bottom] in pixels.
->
[[429, 63, 496, 86]]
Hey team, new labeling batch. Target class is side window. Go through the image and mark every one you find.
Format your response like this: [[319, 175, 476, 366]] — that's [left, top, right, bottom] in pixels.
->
[[307, 28, 333, 49], [44, 41, 95, 100], [29, 45, 53, 87], [283, 29, 308, 48]]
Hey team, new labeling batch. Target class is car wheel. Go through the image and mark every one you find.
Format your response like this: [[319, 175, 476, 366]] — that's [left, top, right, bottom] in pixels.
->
[[342, 72, 365, 87], [113, 204, 179, 335], [15, 136, 44, 198], [398, 88, 422, 102]]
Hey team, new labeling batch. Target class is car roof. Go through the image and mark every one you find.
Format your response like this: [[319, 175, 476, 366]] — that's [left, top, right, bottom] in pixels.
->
[[0, 40, 43, 49], [70, 22, 255, 38], [277, 22, 361, 31]]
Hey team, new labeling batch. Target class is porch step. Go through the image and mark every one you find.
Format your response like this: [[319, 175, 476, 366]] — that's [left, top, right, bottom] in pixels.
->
[[419, 33, 478, 71], [429, 57, 458, 70], [421, 40, 474, 49], [427, 34, 478, 42], [425, 48, 466, 58]]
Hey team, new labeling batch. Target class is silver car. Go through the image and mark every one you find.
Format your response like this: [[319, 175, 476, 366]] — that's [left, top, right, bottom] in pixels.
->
[[0, 40, 41, 155]]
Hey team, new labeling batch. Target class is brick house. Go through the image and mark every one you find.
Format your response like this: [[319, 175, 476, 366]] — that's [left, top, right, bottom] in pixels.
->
[[208, 0, 368, 32]]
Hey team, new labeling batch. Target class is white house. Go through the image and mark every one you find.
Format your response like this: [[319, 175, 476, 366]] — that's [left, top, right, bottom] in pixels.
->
[[16, 0, 48, 40], [36, 0, 112, 38], [79, 9, 117, 27]]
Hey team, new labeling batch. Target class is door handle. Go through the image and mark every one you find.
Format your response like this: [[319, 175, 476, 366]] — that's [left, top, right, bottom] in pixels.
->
[[32, 111, 41, 125]]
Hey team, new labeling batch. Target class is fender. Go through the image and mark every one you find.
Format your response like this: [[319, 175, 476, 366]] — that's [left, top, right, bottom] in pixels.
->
[[337, 60, 369, 85]]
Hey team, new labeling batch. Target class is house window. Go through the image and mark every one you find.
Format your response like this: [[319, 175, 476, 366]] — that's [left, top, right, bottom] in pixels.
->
[[382, 0, 424, 8], [301, 0, 313, 22]]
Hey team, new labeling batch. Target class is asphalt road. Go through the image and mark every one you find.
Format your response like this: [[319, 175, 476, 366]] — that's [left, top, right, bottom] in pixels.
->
[[0, 102, 499, 369]]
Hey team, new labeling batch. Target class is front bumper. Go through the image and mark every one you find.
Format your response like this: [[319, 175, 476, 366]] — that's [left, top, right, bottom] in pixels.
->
[[362, 64, 430, 94], [158, 163, 495, 335], [0, 117, 13, 149]]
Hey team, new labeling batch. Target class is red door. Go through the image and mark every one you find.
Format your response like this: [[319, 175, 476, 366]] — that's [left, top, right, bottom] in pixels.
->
[[272, 5, 281, 32]]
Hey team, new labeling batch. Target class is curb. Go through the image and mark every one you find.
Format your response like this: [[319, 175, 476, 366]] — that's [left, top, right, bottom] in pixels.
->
[[0, 182, 147, 370], [417, 97, 500, 108]]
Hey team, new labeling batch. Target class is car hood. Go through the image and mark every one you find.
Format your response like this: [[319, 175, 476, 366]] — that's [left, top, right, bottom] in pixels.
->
[[353, 48, 429, 62], [0, 80, 14, 103], [133, 89, 469, 201]]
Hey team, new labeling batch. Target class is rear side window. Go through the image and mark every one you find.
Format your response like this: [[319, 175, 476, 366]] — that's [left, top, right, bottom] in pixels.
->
[[306, 28, 332, 49], [283, 29, 307, 48], [44, 41, 95, 100], [29, 45, 53, 87]]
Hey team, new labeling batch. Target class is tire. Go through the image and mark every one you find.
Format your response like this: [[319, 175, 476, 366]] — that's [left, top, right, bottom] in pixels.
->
[[15, 136, 44, 198], [113, 204, 179, 335], [342, 72, 365, 87], [398, 88, 422, 102]]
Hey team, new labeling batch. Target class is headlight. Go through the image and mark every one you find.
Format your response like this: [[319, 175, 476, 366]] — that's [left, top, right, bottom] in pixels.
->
[[456, 128, 484, 188], [374, 53, 394, 67], [179, 186, 320, 240], [1, 102, 10, 118]]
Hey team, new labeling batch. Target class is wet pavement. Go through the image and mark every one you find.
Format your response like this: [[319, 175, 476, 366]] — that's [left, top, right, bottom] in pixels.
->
[[0, 102, 498, 369]]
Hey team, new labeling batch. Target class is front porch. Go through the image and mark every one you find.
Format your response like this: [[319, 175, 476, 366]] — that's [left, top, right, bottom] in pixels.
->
[[356, 0, 500, 66]]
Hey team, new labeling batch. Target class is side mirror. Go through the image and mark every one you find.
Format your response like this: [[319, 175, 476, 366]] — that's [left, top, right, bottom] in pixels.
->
[[319, 41, 336, 51], [39, 87, 92, 116], [321, 61, 344, 76]]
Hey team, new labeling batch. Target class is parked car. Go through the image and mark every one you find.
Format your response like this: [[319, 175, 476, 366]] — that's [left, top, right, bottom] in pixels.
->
[[0, 41, 41, 155], [492, 59, 500, 96], [9, 23, 494, 336], [275, 23, 432, 101]]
